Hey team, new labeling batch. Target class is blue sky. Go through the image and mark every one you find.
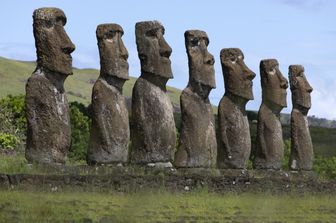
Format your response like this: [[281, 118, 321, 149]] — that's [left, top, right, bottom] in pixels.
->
[[1, 0, 336, 119]]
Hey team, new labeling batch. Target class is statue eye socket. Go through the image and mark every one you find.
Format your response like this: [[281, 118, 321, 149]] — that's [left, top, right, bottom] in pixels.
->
[[269, 68, 276, 75], [146, 29, 158, 38], [44, 20, 54, 29], [105, 31, 116, 39], [56, 17, 65, 26], [230, 57, 237, 64], [191, 38, 200, 46], [204, 38, 209, 46]]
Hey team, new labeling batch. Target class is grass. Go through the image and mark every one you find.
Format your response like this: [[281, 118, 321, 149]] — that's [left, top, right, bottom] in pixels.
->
[[0, 56, 182, 106], [0, 189, 335, 222]]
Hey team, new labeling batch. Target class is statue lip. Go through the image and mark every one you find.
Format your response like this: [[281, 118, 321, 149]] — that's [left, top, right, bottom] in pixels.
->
[[161, 56, 171, 64], [64, 54, 72, 61]]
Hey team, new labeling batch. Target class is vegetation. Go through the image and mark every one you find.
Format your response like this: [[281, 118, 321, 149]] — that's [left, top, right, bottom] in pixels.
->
[[68, 102, 90, 162], [0, 190, 335, 222], [0, 93, 336, 178], [314, 156, 336, 179], [0, 133, 19, 150], [0, 95, 25, 153]]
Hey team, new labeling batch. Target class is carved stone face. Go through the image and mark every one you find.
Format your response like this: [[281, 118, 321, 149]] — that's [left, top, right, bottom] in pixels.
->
[[260, 59, 288, 108], [33, 8, 75, 76], [220, 48, 256, 100], [185, 30, 215, 89], [289, 65, 313, 109], [135, 21, 173, 79], [96, 24, 129, 80]]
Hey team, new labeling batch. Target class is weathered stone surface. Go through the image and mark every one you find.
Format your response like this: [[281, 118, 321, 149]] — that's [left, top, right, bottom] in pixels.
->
[[217, 48, 256, 169], [2, 169, 334, 195], [253, 59, 288, 170], [25, 8, 75, 164], [174, 30, 217, 168], [288, 65, 314, 170], [87, 24, 130, 165], [130, 21, 176, 164], [135, 21, 173, 79]]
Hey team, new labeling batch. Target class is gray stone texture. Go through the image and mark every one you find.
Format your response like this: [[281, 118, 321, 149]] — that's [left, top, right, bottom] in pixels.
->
[[130, 21, 176, 164], [288, 65, 314, 170], [217, 48, 256, 169], [25, 8, 75, 164], [253, 59, 288, 170], [87, 24, 130, 164], [174, 30, 217, 168]]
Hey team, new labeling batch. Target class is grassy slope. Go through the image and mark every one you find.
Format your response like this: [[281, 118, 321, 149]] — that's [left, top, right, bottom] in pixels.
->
[[0, 56, 181, 106], [0, 190, 335, 222]]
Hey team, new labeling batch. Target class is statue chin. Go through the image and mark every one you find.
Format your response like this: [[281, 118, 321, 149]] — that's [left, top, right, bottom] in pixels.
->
[[227, 88, 253, 101]]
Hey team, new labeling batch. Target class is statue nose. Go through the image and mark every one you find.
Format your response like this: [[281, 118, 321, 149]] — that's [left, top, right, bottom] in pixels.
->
[[120, 40, 128, 60], [307, 85, 313, 93], [280, 79, 288, 89], [62, 35, 75, 54], [205, 53, 215, 65], [60, 28, 75, 54], [159, 37, 172, 58], [62, 45, 75, 54], [243, 64, 255, 80]]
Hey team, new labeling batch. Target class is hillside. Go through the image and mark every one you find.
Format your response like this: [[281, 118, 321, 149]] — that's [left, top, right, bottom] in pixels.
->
[[0, 56, 181, 107]]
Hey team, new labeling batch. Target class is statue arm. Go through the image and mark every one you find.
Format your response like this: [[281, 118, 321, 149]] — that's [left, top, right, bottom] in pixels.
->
[[257, 120, 267, 158], [220, 116, 232, 159], [290, 114, 299, 157]]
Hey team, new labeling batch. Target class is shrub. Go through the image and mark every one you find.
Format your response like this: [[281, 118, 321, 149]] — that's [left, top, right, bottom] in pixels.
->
[[68, 102, 90, 162], [0, 94, 26, 131], [314, 155, 336, 179], [0, 133, 19, 150], [0, 94, 91, 162], [0, 94, 25, 152], [282, 139, 291, 170]]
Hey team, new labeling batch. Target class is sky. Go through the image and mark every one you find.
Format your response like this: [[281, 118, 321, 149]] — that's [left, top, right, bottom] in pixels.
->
[[1, 0, 336, 119]]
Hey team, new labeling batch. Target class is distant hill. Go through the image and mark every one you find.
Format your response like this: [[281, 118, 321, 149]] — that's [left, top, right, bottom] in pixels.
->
[[0, 56, 181, 110]]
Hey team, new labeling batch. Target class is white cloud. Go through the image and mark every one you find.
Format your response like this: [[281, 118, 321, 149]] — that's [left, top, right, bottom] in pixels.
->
[[277, 0, 328, 11]]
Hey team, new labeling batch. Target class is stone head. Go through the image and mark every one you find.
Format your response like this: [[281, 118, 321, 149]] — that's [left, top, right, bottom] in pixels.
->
[[185, 30, 215, 91], [135, 21, 173, 79], [220, 48, 256, 100], [260, 59, 288, 108], [289, 65, 313, 109], [33, 8, 75, 76], [96, 23, 129, 80]]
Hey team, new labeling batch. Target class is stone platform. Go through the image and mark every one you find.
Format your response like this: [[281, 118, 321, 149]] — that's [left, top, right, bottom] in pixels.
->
[[0, 166, 334, 193]]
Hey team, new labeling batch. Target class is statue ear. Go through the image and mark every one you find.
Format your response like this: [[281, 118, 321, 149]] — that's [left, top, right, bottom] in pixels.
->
[[291, 77, 298, 89]]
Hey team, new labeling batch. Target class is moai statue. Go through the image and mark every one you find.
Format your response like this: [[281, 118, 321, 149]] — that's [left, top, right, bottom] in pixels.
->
[[25, 8, 75, 164], [131, 21, 176, 166], [288, 65, 314, 170], [253, 59, 288, 170], [217, 48, 256, 169], [174, 30, 217, 168], [87, 24, 130, 165]]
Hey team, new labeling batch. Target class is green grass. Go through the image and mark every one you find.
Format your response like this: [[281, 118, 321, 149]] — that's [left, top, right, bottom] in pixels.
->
[[0, 189, 335, 222], [0, 56, 182, 106]]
